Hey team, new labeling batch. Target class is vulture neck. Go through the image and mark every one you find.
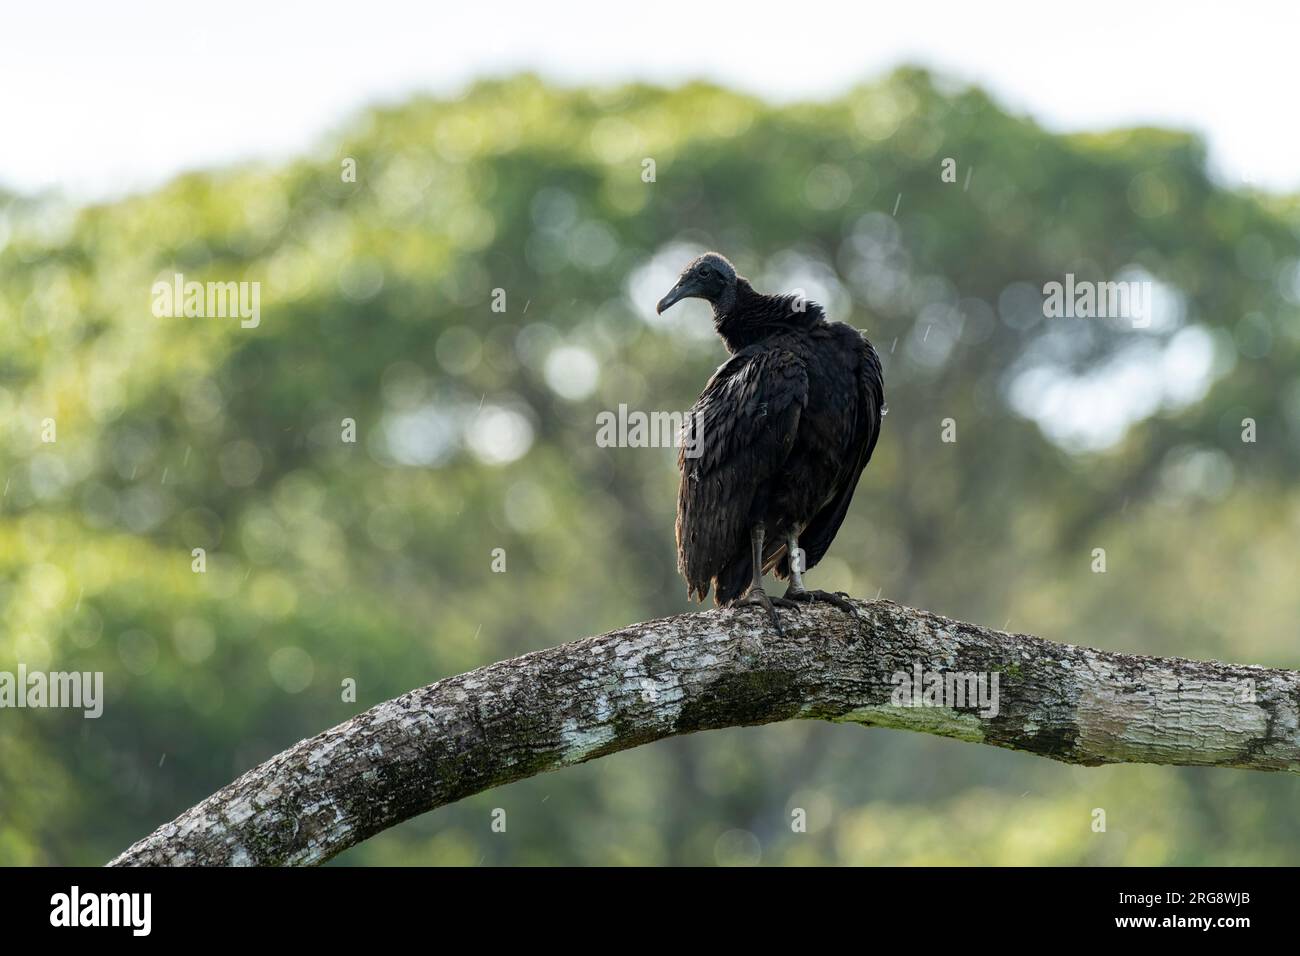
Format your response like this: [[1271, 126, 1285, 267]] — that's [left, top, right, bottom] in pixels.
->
[[713, 278, 820, 353]]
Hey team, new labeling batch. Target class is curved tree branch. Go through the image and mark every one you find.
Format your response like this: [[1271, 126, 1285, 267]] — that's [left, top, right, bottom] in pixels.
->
[[109, 599, 1300, 866]]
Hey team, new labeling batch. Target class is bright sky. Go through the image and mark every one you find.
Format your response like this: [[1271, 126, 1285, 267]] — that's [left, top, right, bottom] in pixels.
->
[[2, 1, 1297, 202]]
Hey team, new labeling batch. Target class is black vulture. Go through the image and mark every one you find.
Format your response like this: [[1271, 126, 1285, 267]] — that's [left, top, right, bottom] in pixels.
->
[[656, 252, 884, 633]]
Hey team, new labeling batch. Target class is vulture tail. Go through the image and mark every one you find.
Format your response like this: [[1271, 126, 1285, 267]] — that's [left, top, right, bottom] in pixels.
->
[[713, 553, 753, 606]]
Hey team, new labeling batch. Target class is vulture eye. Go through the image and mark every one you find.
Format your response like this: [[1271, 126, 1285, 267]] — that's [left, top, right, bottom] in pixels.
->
[[699, 266, 713, 277]]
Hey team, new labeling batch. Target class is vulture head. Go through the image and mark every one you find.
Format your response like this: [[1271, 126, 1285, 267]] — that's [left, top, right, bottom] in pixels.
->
[[656, 252, 739, 316]]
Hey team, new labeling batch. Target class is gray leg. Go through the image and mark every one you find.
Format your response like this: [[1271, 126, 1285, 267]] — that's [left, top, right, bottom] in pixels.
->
[[735, 525, 799, 634], [750, 526, 766, 593], [781, 533, 861, 636], [786, 533, 806, 592]]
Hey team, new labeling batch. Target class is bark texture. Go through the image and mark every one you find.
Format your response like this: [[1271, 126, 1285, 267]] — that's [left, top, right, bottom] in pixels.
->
[[109, 599, 1300, 866]]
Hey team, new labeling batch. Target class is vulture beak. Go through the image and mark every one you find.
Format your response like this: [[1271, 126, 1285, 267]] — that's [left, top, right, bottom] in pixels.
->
[[656, 277, 697, 314]]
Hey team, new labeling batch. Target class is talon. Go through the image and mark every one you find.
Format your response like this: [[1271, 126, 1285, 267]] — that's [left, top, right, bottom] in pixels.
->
[[736, 587, 790, 636], [783, 588, 862, 639]]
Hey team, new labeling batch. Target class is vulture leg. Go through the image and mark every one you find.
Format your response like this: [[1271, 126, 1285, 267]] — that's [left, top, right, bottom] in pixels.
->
[[735, 525, 800, 635], [782, 533, 861, 636]]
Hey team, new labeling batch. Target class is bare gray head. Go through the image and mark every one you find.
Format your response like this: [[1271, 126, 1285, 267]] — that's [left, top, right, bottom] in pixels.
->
[[655, 252, 741, 316]]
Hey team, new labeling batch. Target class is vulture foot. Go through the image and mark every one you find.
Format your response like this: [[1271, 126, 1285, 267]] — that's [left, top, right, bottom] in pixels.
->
[[783, 587, 861, 638], [735, 587, 802, 636]]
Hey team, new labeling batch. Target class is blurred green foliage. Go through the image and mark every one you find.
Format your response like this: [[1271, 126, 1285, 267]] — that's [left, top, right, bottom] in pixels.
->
[[2, 68, 1299, 865]]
